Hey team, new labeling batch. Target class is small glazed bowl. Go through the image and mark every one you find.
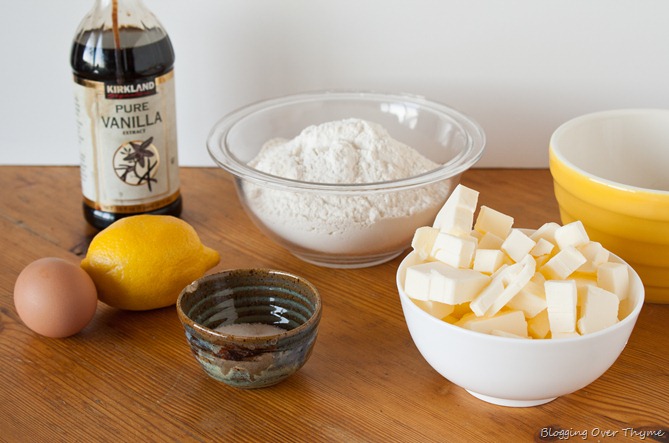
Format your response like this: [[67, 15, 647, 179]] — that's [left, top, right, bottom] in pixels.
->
[[207, 91, 485, 268], [550, 109, 669, 303], [396, 248, 644, 407], [176, 269, 322, 389]]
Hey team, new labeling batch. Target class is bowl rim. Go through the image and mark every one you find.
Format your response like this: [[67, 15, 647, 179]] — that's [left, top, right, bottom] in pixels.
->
[[206, 90, 486, 194], [176, 268, 322, 341], [396, 244, 645, 345], [549, 108, 669, 197]]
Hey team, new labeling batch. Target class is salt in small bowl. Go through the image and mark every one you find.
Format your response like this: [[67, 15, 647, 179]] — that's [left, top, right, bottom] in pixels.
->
[[176, 268, 322, 388]]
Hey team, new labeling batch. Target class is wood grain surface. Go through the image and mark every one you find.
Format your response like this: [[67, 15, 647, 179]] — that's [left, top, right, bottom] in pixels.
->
[[1, 166, 667, 443]]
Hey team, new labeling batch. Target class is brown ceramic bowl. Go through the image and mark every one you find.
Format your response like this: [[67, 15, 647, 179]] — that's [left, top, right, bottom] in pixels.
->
[[176, 269, 322, 388]]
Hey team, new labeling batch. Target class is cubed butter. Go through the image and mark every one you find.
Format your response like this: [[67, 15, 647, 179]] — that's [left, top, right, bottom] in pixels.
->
[[577, 241, 610, 273], [545, 279, 578, 333], [411, 226, 440, 261], [433, 205, 475, 237], [474, 206, 514, 239], [527, 309, 550, 339], [572, 279, 595, 310], [470, 265, 517, 316], [477, 231, 505, 250], [404, 262, 439, 301], [530, 222, 560, 243], [433, 184, 478, 234], [460, 310, 528, 337], [554, 220, 590, 250], [472, 249, 506, 275], [469, 277, 505, 317], [597, 262, 630, 301], [506, 279, 547, 318], [425, 263, 491, 305], [406, 185, 634, 341], [432, 232, 478, 268], [487, 255, 536, 316], [501, 229, 537, 263], [540, 246, 587, 280], [530, 238, 555, 257], [577, 285, 619, 335]]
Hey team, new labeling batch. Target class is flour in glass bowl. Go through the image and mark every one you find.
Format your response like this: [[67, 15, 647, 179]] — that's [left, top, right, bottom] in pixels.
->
[[244, 118, 450, 261]]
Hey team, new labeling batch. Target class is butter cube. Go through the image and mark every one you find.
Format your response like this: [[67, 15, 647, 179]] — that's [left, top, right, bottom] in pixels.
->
[[491, 263, 510, 280], [573, 277, 597, 307], [501, 229, 537, 263], [472, 249, 505, 275], [469, 273, 507, 316], [530, 238, 555, 257], [426, 263, 490, 305], [527, 309, 550, 339], [486, 255, 536, 316], [404, 262, 439, 301], [412, 299, 455, 320], [577, 241, 610, 273], [435, 205, 475, 236], [530, 222, 560, 243], [460, 310, 528, 337], [506, 279, 547, 318], [433, 185, 478, 234], [477, 231, 505, 250], [474, 206, 514, 239], [577, 285, 619, 335], [540, 246, 587, 280], [554, 220, 590, 250], [432, 232, 477, 268], [439, 184, 479, 213], [597, 262, 630, 301], [545, 279, 578, 333], [411, 226, 440, 261], [470, 257, 534, 317]]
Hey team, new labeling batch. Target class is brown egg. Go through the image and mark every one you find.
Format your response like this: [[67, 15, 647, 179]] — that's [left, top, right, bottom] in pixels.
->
[[13, 257, 98, 338]]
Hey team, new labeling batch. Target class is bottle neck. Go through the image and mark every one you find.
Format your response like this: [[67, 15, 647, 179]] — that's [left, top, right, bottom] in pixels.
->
[[84, 0, 162, 33], [95, 0, 149, 13], [72, 0, 174, 82]]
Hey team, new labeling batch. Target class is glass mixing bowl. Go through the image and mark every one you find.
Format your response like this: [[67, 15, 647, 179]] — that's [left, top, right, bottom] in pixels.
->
[[207, 91, 485, 268]]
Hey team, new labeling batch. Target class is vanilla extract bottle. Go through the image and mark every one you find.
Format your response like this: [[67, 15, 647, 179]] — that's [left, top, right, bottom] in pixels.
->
[[71, 0, 182, 230]]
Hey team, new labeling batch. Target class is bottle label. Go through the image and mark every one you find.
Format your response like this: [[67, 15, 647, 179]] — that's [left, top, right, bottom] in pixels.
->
[[73, 71, 180, 213]]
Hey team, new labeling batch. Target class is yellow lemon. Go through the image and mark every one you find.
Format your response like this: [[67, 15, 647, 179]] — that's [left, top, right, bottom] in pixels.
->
[[81, 215, 220, 311]]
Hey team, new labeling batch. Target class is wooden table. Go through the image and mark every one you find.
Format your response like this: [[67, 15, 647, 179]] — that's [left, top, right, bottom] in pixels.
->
[[1, 167, 667, 442]]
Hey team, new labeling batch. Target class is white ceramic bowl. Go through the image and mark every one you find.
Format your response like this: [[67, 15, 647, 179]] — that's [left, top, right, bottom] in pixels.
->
[[396, 249, 644, 407], [207, 91, 485, 268]]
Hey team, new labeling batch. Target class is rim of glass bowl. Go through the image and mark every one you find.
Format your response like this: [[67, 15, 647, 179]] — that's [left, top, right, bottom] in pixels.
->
[[206, 90, 486, 195]]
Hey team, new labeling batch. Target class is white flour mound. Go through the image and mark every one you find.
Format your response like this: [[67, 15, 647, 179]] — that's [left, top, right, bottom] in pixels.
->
[[245, 118, 449, 257], [249, 118, 439, 184]]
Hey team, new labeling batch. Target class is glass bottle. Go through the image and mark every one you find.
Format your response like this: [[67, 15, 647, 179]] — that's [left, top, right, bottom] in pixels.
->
[[71, 0, 182, 230]]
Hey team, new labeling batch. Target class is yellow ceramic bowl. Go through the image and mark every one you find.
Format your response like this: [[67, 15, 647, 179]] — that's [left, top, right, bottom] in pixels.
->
[[549, 109, 669, 304]]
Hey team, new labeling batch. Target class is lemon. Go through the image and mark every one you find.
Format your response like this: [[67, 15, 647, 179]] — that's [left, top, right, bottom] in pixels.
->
[[81, 215, 220, 311]]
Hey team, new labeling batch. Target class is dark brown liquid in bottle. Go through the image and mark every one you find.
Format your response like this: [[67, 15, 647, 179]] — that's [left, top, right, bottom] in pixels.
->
[[71, 27, 182, 229]]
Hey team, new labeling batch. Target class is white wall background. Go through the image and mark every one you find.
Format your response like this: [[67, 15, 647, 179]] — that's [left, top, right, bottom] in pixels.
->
[[1, 0, 668, 167]]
